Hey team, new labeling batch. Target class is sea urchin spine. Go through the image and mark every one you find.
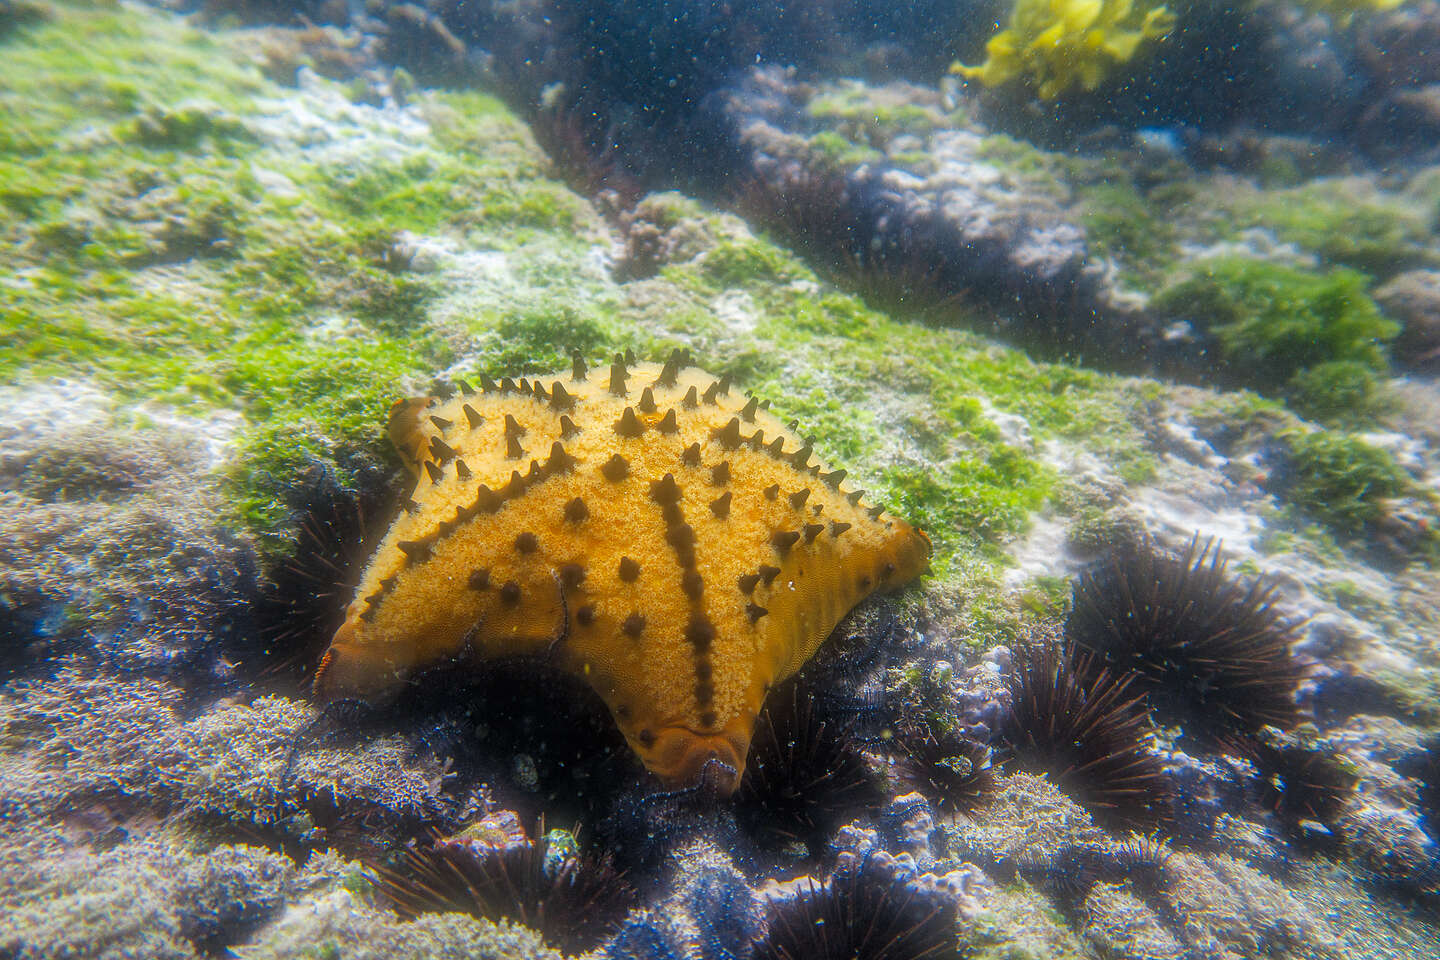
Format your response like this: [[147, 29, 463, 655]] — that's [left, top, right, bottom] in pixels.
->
[[893, 724, 998, 815], [1067, 534, 1306, 740], [376, 813, 637, 954], [1006, 639, 1173, 830], [735, 681, 881, 854], [756, 856, 962, 960]]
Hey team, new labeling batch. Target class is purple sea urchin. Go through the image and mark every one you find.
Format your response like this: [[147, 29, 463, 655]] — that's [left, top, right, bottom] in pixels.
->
[[1067, 534, 1307, 740], [756, 862, 961, 960], [893, 724, 998, 815], [735, 682, 881, 855], [1006, 640, 1173, 830], [1238, 730, 1359, 829], [376, 814, 637, 954]]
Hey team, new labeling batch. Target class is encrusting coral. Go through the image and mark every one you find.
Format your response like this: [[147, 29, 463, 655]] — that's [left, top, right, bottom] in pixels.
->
[[316, 349, 932, 796], [951, 0, 1177, 100]]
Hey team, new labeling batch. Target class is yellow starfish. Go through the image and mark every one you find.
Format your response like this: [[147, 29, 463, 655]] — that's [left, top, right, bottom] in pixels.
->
[[315, 351, 931, 794]]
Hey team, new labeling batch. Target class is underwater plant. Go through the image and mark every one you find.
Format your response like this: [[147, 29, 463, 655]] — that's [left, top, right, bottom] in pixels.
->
[[1150, 258, 1397, 411], [735, 682, 882, 856], [951, 0, 1177, 100], [376, 818, 637, 954], [1006, 639, 1173, 829], [1286, 360, 1386, 428], [1280, 431, 1410, 537], [1066, 535, 1307, 740]]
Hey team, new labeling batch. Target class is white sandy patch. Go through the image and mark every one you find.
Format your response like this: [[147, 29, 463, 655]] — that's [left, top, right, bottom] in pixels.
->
[[246, 68, 430, 164], [711, 289, 758, 335]]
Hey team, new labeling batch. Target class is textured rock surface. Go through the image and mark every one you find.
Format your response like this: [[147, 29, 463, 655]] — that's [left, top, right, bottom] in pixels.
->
[[1376, 270, 1440, 370]]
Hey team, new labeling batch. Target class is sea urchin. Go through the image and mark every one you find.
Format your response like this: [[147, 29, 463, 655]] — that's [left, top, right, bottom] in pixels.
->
[[893, 724, 998, 815], [1067, 534, 1306, 741], [735, 681, 881, 855], [377, 814, 637, 954], [1006, 639, 1173, 830], [756, 860, 961, 960]]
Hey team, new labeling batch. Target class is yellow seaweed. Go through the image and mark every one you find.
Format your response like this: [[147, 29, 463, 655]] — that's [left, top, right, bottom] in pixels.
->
[[952, 0, 1176, 100]]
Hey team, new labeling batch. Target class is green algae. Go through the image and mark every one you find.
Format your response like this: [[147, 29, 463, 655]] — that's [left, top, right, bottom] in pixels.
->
[[974, 133, 1063, 180], [805, 129, 885, 171], [0, 0, 1164, 593], [1286, 359, 1388, 428], [0, 4, 265, 158], [805, 79, 962, 150], [1281, 431, 1409, 537], [1152, 258, 1396, 417], [0, 2, 612, 557], [1229, 180, 1435, 277], [1077, 180, 1179, 288]]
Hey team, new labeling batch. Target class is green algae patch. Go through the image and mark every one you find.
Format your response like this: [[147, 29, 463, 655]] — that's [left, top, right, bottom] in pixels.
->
[[1228, 179, 1436, 277], [0, 3, 265, 158], [0, 1, 607, 557], [224, 330, 456, 546], [804, 79, 969, 165], [1152, 258, 1397, 420], [1280, 431, 1410, 537], [1077, 180, 1180, 290], [884, 447, 1051, 549]]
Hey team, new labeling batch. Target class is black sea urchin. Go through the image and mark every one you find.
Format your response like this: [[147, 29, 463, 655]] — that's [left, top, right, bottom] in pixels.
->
[[251, 465, 385, 689], [1017, 834, 1173, 901], [1007, 641, 1173, 830], [894, 724, 998, 815], [378, 820, 637, 954], [1398, 731, 1440, 836], [1238, 731, 1359, 829], [756, 863, 961, 960], [735, 682, 881, 855], [1067, 534, 1306, 741]]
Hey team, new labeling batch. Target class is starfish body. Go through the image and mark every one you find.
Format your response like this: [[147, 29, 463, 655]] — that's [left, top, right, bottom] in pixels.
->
[[315, 352, 931, 794]]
